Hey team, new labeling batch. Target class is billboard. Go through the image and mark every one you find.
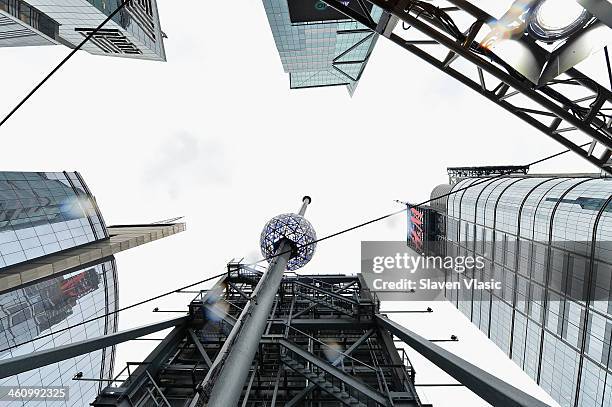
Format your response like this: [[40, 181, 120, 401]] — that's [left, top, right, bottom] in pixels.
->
[[407, 206, 425, 252], [407, 206, 447, 256], [287, 0, 373, 24]]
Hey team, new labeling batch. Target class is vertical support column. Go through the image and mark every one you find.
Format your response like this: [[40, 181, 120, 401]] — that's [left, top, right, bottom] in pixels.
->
[[298, 195, 311, 216], [207, 197, 311, 407]]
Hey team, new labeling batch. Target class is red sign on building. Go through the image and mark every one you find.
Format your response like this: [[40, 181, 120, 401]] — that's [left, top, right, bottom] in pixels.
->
[[408, 206, 424, 252]]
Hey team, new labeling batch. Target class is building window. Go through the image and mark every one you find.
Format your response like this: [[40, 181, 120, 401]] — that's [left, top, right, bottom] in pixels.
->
[[75, 28, 142, 55]]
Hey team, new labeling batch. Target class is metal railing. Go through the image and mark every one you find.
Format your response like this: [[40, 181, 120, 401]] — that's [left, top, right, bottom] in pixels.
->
[[279, 339, 388, 406], [292, 280, 358, 316]]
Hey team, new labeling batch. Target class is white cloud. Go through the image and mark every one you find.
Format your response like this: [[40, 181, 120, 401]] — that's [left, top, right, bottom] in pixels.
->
[[143, 131, 231, 199]]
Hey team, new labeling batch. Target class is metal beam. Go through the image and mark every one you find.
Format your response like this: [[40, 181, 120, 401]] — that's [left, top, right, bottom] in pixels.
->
[[203, 303, 236, 327], [227, 281, 251, 300], [206, 197, 312, 407], [294, 281, 359, 305], [322, 0, 612, 174], [188, 328, 213, 367], [285, 329, 375, 407], [207, 240, 293, 406], [272, 318, 371, 329], [279, 338, 389, 406], [0, 316, 188, 379], [376, 315, 551, 407], [93, 325, 188, 406], [290, 280, 359, 319], [240, 361, 259, 407], [270, 365, 283, 406]]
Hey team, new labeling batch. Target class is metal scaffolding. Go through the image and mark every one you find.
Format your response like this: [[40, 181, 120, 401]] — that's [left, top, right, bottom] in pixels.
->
[[82, 264, 551, 407], [447, 165, 530, 183], [87, 266, 425, 407], [320, 0, 612, 175]]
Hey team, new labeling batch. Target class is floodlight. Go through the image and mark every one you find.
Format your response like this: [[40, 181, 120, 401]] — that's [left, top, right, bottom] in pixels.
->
[[527, 0, 592, 41], [540, 21, 609, 83], [312, 0, 612, 173], [480, 0, 608, 85]]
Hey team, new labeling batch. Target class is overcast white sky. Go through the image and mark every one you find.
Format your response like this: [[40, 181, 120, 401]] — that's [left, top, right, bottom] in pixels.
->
[[3, 0, 609, 405]]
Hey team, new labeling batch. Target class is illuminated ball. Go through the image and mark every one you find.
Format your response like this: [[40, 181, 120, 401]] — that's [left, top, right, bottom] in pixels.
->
[[260, 213, 316, 271]]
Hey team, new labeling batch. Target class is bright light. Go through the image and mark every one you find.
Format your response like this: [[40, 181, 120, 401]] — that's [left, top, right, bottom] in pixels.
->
[[529, 0, 591, 41], [322, 341, 343, 363], [536, 0, 585, 30]]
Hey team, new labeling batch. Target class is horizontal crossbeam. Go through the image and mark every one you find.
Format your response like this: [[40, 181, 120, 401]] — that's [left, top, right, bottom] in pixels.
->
[[0, 316, 188, 379]]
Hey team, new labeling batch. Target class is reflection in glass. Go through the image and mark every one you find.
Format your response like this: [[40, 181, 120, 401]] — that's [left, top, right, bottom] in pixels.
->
[[0, 260, 118, 406]]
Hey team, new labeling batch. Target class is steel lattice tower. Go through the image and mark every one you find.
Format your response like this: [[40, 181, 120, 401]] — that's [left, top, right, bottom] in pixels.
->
[[93, 196, 424, 406], [95, 267, 424, 406]]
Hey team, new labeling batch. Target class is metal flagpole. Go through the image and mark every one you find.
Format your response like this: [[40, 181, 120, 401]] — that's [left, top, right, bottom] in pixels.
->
[[206, 197, 312, 407]]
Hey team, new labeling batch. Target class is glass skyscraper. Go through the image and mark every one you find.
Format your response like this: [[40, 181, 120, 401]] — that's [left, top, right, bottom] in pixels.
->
[[0, 0, 166, 61], [0, 259, 118, 407], [0, 171, 107, 269], [0, 172, 118, 406], [262, 0, 382, 94], [428, 174, 612, 407]]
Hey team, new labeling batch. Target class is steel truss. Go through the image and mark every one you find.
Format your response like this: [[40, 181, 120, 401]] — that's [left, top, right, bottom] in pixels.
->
[[447, 165, 529, 183], [92, 265, 423, 407], [323, 0, 612, 175], [78, 263, 552, 407], [0, 261, 556, 406]]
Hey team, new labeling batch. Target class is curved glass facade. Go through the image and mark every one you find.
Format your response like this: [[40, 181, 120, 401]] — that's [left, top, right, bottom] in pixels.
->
[[0, 259, 118, 407], [0, 171, 117, 406], [442, 176, 612, 407], [0, 172, 107, 269]]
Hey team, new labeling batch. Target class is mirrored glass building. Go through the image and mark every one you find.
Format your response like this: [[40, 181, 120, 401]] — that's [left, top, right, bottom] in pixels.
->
[[0, 171, 185, 405], [0, 259, 118, 407], [419, 172, 612, 407], [0, 172, 107, 269], [262, 0, 382, 94], [0, 0, 166, 61], [0, 172, 116, 406]]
